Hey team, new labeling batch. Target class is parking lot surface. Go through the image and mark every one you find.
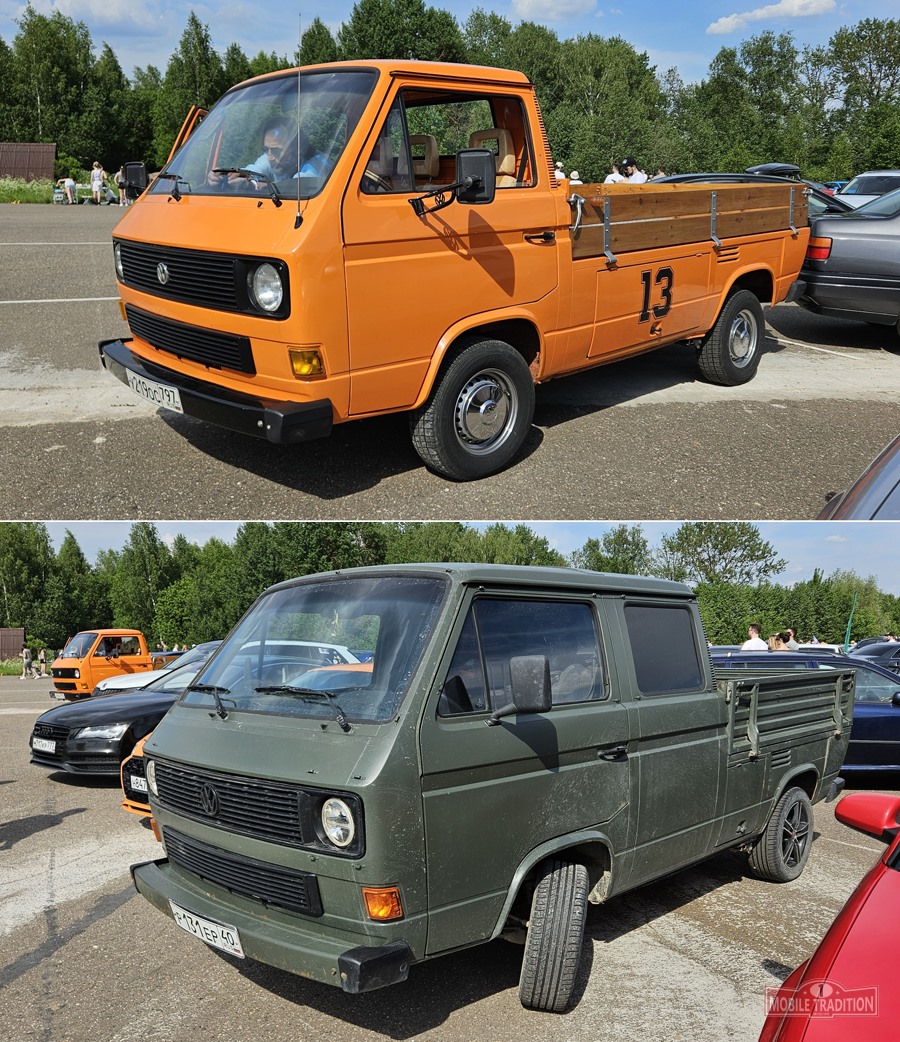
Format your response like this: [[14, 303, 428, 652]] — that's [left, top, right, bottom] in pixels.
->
[[2, 205, 898, 520], [2, 675, 897, 1042]]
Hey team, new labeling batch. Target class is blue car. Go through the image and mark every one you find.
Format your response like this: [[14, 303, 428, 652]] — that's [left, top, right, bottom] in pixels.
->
[[711, 651, 900, 770]]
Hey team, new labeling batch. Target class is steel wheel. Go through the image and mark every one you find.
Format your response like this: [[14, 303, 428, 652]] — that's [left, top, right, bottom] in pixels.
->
[[453, 367, 518, 455], [728, 308, 759, 369], [697, 288, 765, 386]]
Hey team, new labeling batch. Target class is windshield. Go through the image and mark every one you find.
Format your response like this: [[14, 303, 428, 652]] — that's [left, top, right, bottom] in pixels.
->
[[60, 632, 98, 659], [848, 187, 900, 217], [841, 174, 900, 197], [150, 68, 377, 202], [181, 575, 447, 723]]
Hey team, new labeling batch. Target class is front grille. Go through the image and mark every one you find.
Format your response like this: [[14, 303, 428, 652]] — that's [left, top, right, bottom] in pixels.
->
[[117, 241, 240, 312], [164, 827, 323, 916], [53, 682, 77, 692], [156, 762, 306, 846], [153, 761, 364, 857], [125, 305, 256, 375], [52, 668, 78, 679], [33, 723, 70, 741]]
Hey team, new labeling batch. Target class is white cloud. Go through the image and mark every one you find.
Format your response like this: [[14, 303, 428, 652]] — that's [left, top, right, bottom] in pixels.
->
[[512, 0, 597, 23], [706, 0, 835, 35], [825, 534, 849, 543]]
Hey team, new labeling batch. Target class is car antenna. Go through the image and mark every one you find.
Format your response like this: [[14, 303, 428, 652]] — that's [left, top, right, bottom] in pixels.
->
[[294, 15, 303, 230]]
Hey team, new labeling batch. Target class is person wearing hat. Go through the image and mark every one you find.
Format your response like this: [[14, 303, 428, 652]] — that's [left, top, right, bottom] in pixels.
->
[[568, 170, 583, 184], [621, 157, 648, 183]]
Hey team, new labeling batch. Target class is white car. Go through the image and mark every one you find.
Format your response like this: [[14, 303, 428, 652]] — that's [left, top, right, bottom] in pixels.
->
[[836, 170, 900, 208], [91, 641, 222, 697]]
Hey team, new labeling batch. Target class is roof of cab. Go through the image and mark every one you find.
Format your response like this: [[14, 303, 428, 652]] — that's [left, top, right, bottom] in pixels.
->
[[235, 59, 533, 91], [265, 563, 693, 599]]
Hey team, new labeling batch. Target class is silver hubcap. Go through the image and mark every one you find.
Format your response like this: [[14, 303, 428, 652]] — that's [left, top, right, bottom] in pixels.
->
[[454, 369, 517, 454], [729, 309, 758, 367]]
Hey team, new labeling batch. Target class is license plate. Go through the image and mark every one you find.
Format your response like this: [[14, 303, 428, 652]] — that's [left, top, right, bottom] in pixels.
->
[[169, 901, 244, 957], [130, 775, 148, 793], [126, 370, 184, 413], [33, 737, 56, 753]]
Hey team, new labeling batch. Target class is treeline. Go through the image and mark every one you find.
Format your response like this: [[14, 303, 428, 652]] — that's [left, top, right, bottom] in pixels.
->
[[1, 521, 897, 653], [1, 4, 898, 182]]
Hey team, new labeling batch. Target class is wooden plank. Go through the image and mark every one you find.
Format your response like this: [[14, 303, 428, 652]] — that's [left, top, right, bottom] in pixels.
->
[[569, 181, 807, 261]]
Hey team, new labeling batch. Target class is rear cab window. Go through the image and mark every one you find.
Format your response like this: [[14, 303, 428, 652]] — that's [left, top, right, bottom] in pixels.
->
[[623, 602, 706, 695]]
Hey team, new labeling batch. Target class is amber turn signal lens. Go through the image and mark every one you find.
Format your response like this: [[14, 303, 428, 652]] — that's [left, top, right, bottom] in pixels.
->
[[289, 349, 325, 378], [362, 886, 404, 921], [806, 236, 832, 261], [150, 818, 162, 844]]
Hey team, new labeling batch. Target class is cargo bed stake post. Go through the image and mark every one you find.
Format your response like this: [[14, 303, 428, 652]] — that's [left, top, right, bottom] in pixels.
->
[[603, 197, 616, 266], [710, 190, 722, 249], [789, 186, 797, 236]]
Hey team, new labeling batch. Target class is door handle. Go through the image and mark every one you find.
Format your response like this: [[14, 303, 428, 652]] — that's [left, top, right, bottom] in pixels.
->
[[598, 744, 627, 761], [524, 231, 556, 243]]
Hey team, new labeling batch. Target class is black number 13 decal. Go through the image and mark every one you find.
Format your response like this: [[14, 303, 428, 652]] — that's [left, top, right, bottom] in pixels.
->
[[639, 267, 674, 322]]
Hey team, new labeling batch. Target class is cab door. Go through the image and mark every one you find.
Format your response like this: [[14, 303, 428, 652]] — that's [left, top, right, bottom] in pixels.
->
[[418, 591, 634, 956], [166, 106, 209, 166], [340, 82, 560, 416]]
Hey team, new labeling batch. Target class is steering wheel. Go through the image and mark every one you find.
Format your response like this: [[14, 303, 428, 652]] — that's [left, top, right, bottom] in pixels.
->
[[362, 169, 392, 194]]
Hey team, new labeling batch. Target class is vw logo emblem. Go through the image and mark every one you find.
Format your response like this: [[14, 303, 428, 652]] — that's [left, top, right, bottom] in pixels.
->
[[199, 782, 219, 817], [156, 261, 170, 285]]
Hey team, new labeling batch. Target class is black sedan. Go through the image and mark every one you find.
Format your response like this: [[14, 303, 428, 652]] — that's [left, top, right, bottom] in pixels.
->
[[851, 641, 900, 674], [818, 434, 900, 519], [798, 187, 900, 330], [29, 661, 200, 775], [711, 650, 900, 770]]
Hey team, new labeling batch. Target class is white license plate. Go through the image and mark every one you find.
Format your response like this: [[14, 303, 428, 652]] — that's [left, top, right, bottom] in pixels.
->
[[126, 370, 183, 413], [130, 774, 148, 793], [33, 737, 56, 753], [169, 901, 244, 957]]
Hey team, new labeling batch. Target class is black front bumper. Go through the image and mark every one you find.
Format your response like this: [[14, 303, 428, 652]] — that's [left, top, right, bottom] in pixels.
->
[[99, 338, 334, 445]]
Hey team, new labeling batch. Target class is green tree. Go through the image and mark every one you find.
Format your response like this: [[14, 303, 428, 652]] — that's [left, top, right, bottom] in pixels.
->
[[461, 8, 511, 67], [154, 537, 240, 644], [108, 523, 175, 635], [222, 42, 251, 87], [385, 522, 481, 563], [473, 524, 567, 566], [0, 523, 55, 633], [72, 43, 132, 170], [828, 18, 900, 110], [571, 525, 653, 575], [655, 522, 786, 586], [338, 0, 465, 62], [151, 12, 225, 167], [298, 18, 339, 66]]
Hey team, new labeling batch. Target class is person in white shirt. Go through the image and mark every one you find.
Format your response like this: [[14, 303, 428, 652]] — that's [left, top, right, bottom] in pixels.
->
[[620, 156, 648, 183], [604, 163, 625, 184], [741, 623, 768, 651]]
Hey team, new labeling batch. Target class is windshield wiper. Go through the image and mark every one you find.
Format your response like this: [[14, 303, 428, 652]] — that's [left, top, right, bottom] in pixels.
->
[[186, 682, 231, 720], [212, 168, 282, 208], [255, 685, 351, 731], [155, 172, 191, 201]]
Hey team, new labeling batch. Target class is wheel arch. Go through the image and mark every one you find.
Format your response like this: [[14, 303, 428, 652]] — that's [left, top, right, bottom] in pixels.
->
[[771, 765, 820, 805], [412, 314, 542, 411], [724, 266, 776, 308], [489, 831, 615, 941]]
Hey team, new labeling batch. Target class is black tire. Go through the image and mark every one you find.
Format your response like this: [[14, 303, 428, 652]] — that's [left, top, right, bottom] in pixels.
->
[[748, 786, 813, 883], [697, 288, 765, 386], [410, 337, 535, 481], [518, 858, 588, 1012]]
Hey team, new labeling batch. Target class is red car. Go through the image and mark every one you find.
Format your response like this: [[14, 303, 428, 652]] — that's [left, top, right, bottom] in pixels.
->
[[759, 792, 900, 1041]]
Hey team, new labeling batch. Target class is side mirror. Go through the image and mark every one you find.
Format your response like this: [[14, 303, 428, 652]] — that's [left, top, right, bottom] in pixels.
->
[[455, 148, 496, 205], [835, 792, 900, 843], [124, 161, 148, 199], [892, 691, 900, 708], [488, 655, 551, 725]]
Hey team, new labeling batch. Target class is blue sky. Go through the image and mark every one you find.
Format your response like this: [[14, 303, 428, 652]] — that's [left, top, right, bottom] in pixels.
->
[[43, 521, 900, 596], [2, 0, 895, 85]]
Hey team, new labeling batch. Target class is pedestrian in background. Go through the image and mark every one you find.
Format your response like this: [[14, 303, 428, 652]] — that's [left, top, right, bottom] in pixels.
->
[[741, 623, 768, 650], [90, 161, 107, 205], [38, 647, 48, 677], [20, 644, 35, 679]]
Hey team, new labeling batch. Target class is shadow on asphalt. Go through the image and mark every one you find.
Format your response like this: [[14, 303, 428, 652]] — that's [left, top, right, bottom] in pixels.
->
[[765, 306, 900, 353]]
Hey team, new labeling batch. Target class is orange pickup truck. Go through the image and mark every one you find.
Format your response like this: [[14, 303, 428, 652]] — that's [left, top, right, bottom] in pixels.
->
[[100, 60, 809, 480], [51, 629, 153, 700]]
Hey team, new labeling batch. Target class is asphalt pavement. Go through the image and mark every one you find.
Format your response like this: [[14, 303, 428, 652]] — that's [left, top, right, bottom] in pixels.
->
[[2, 204, 899, 520], [2, 674, 897, 1042]]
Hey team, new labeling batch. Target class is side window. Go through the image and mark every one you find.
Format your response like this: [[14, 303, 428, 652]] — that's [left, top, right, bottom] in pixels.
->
[[854, 671, 897, 703], [120, 636, 140, 656], [361, 90, 534, 196], [439, 598, 604, 716], [624, 603, 705, 695]]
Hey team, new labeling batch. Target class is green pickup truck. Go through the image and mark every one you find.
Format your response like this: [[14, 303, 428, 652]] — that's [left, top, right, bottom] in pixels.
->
[[132, 564, 853, 1011]]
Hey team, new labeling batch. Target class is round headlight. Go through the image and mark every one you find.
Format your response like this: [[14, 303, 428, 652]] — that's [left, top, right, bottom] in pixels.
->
[[73, 669, 80, 679], [248, 263, 283, 313], [321, 798, 355, 848], [146, 759, 158, 797], [114, 243, 124, 279]]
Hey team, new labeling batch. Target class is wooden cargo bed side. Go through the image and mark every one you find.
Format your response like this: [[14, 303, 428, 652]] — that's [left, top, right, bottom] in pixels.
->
[[569, 182, 809, 262]]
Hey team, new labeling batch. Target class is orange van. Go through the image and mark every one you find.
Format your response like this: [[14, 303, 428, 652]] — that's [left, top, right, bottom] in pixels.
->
[[101, 61, 808, 480], [51, 629, 153, 700]]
